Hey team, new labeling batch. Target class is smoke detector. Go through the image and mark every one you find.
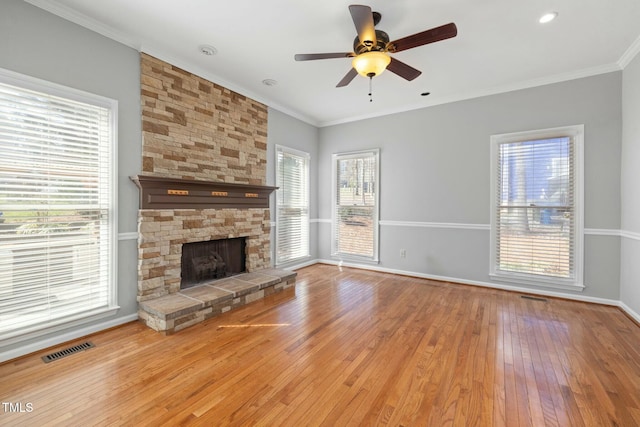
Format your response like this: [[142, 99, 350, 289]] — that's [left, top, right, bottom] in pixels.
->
[[199, 45, 217, 56]]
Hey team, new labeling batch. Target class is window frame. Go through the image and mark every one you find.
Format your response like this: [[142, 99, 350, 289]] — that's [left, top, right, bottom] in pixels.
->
[[489, 125, 584, 291], [0, 67, 119, 345], [275, 145, 310, 265], [331, 148, 380, 264]]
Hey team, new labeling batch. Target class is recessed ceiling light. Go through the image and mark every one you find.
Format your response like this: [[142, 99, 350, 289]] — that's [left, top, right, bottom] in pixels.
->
[[539, 12, 558, 24], [199, 45, 217, 56], [262, 79, 278, 87]]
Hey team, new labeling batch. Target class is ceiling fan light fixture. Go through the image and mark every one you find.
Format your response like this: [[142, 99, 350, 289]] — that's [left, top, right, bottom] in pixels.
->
[[352, 51, 391, 78]]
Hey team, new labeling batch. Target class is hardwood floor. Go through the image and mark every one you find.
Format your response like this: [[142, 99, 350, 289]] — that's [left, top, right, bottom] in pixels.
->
[[1, 264, 639, 426]]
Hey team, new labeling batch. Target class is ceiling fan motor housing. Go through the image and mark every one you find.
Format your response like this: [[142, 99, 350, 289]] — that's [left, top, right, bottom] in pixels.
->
[[353, 30, 390, 54]]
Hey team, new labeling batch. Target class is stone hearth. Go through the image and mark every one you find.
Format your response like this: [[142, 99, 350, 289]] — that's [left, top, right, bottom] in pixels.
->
[[139, 269, 296, 334]]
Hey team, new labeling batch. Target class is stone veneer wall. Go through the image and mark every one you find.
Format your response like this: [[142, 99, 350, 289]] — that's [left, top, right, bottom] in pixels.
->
[[138, 54, 271, 301], [140, 53, 268, 184]]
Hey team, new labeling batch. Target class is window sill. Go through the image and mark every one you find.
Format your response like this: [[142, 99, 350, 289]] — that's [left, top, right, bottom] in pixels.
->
[[489, 273, 584, 292]]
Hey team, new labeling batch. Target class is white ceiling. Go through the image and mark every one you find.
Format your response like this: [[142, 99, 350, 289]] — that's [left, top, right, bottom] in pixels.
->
[[27, 0, 640, 127]]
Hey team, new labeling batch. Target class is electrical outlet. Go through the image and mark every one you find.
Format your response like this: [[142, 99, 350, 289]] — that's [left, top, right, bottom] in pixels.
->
[[400, 249, 406, 258]]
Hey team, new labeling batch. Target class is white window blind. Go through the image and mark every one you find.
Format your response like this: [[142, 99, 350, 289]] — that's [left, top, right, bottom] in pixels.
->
[[0, 72, 117, 341], [332, 149, 379, 262], [275, 146, 309, 264], [490, 126, 583, 289]]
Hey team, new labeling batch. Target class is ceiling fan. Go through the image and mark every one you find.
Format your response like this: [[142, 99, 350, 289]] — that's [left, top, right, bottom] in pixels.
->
[[294, 4, 458, 88]]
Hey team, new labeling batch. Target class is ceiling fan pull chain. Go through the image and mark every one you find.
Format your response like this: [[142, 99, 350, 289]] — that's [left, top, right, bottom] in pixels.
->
[[369, 75, 373, 102]]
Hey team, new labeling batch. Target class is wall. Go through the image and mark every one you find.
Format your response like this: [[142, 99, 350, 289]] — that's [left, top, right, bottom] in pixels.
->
[[0, 0, 141, 361], [621, 53, 640, 318], [267, 108, 320, 267], [318, 72, 622, 301]]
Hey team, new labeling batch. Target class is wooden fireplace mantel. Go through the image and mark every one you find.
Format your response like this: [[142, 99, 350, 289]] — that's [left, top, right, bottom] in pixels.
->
[[131, 175, 277, 209]]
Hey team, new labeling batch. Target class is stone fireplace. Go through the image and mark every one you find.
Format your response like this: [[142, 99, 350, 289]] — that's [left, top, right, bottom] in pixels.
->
[[134, 54, 296, 334], [132, 174, 277, 302]]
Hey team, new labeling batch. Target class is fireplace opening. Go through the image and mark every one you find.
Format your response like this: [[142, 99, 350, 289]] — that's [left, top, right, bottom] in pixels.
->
[[181, 238, 246, 289]]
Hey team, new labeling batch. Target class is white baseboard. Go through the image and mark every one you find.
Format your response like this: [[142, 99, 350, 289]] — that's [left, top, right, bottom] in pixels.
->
[[311, 259, 640, 323], [284, 258, 322, 271], [0, 314, 139, 364], [309, 259, 621, 306], [619, 301, 640, 324]]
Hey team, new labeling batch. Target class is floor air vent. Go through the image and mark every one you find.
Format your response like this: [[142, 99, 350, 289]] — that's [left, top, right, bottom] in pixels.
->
[[42, 341, 95, 363], [520, 295, 548, 302]]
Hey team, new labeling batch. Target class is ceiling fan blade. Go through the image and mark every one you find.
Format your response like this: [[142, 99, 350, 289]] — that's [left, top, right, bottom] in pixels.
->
[[387, 57, 422, 81], [336, 68, 358, 87], [349, 5, 376, 47], [389, 23, 457, 53], [295, 53, 354, 61]]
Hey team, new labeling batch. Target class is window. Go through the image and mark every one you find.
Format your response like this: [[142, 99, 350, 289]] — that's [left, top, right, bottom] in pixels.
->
[[275, 145, 309, 264], [332, 149, 379, 262], [0, 69, 118, 343], [490, 125, 584, 290]]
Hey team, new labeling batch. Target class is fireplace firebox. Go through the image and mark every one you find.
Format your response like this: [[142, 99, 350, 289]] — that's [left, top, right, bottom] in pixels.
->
[[180, 238, 246, 289]]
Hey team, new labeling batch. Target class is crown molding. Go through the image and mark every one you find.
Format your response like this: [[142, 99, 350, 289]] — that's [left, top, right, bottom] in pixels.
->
[[24, 0, 140, 49], [320, 63, 622, 127], [618, 34, 640, 69]]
